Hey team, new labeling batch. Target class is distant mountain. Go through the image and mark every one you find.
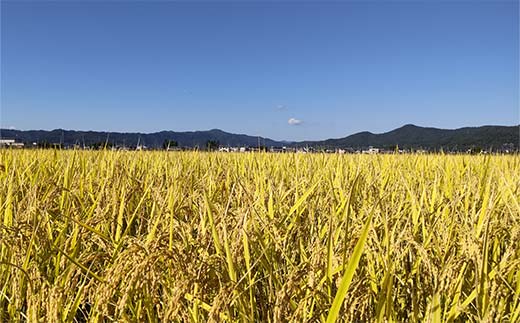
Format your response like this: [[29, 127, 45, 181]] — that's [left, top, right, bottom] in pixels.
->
[[298, 124, 519, 150], [1, 124, 518, 150], [0, 128, 284, 148]]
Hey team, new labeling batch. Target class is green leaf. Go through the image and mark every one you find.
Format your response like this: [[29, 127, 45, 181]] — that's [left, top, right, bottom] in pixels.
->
[[326, 207, 374, 323]]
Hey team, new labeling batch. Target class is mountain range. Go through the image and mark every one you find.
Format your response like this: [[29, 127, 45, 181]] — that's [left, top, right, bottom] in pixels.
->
[[0, 128, 283, 148], [297, 124, 519, 150], [0, 124, 518, 151]]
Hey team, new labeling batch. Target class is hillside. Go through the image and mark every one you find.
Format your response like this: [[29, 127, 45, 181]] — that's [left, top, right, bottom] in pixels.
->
[[0, 129, 284, 148], [1, 124, 518, 150], [298, 124, 519, 150]]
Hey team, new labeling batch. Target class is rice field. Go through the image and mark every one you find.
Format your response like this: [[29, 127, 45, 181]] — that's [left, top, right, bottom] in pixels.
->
[[0, 150, 519, 322]]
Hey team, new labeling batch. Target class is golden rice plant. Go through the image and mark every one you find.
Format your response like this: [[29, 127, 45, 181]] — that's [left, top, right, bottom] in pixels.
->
[[0, 150, 519, 322]]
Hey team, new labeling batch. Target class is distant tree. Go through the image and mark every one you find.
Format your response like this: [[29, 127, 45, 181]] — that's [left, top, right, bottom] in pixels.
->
[[37, 141, 51, 149], [205, 140, 219, 151], [36, 141, 63, 149], [163, 140, 178, 150], [91, 142, 113, 150], [470, 146, 482, 154]]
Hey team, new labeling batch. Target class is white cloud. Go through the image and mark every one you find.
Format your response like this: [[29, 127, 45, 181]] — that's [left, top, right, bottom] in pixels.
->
[[276, 104, 286, 111], [288, 118, 302, 126], [8, 126, 16, 130]]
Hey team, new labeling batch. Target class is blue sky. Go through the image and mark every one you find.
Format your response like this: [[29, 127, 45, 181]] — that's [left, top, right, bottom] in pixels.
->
[[1, 1, 518, 141]]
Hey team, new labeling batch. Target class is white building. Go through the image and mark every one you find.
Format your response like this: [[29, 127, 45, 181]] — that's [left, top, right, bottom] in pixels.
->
[[0, 139, 15, 145], [0, 139, 24, 148], [362, 146, 380, 154]]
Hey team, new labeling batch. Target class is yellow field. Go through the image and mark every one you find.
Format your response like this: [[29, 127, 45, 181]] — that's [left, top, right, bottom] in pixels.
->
[[0, 150, 519, 322]]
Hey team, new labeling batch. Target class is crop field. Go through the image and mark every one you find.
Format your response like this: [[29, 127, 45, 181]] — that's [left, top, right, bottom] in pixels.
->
[[0, 150, 519, 322]]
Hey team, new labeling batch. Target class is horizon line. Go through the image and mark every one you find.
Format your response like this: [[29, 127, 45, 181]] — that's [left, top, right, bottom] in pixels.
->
[[1, 123, 518, 143]]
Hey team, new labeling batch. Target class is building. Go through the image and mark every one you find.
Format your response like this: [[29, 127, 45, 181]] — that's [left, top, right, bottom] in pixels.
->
[[0, 139, 15, 146], [362, 146, 380, 154], [0, 139, 24, 148]]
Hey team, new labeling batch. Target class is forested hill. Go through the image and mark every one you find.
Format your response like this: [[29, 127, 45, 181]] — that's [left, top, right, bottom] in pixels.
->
[[0, 128, 285, 148], [1, 124, 518, 150], [298, 124, 519, 150]]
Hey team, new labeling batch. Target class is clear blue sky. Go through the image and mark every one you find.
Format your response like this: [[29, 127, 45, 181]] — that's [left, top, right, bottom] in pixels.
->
[[1, 1, 518, 141]]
